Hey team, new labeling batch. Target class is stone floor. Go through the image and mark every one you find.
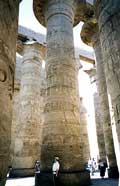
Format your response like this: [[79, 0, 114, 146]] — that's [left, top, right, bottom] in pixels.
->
[[5, 172, 119, 186]]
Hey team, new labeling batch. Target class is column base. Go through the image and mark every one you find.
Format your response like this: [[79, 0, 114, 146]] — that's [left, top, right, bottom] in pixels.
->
[[35, 170, 90, 186], [107, 167, 119, 178], [9, 168, 34, 178]]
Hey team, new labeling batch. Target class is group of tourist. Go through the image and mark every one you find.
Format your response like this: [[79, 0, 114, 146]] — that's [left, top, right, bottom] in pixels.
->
[[88, 157, 108, 178], [35, 157, 60, 186]]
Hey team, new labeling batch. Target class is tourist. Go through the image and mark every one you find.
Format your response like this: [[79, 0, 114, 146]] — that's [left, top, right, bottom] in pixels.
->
[[35, 160, 40, 185], [52, 157, 60, 186], [88, 157, 96, 175], [98, 159, 107, 178]]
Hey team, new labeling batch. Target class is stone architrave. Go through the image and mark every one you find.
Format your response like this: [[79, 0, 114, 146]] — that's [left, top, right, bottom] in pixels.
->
[[33, 0, 90, 186], [81, 21, 118, 178], [80, 97, 90, 165], [0, 1, 20, 185], [12, 43, 44, 177]]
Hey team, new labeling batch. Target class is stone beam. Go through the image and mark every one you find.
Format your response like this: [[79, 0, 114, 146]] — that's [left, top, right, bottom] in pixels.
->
[[80, 54, 95, 64]]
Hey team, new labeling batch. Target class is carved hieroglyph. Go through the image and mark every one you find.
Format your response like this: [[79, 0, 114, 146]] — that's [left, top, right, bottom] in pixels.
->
[[33, 0, 90, 185], [0, 1, 19, 185], [94, 0, 120, 153], [81, 20, 118, 177], [13, 43, 43, 170]]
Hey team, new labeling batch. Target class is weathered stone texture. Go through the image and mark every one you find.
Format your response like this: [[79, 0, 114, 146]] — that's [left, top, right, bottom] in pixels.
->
[[93, 92, 106, 160], [0, 1, 19, 185], [80, 97, 90, 164], [33, 1, 90, 185], [81, 19, 118, 177], [10, 56, 22, 164], [94, 36, 118, 175], [94, 0, 120, 147], [13, 43, 43, 171]]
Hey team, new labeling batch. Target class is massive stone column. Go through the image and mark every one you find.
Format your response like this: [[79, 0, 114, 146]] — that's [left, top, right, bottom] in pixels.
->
[[10, 56, 22, 165], [33, 1, 90, 186], [94, 0, 120, 158], [84, 69, 106, 161], [0, 1, 20, 185], [81, 21, 118, 178], [93, 92, 106, 160], [79, 97, 90, 166], [12, 43, 44, 177]]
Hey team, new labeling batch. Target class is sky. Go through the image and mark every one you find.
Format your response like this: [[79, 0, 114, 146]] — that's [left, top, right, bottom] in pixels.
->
[[18, 0, 98, 158]]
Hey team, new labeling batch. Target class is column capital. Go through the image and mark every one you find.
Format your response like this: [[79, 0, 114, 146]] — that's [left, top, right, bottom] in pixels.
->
[[33, 0, 95, 26], [17, 40, 46, 59], [21, 42, 46, 66], [81, 21, 99, 47]]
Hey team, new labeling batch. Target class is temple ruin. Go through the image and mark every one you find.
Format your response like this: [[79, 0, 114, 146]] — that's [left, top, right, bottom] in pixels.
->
[[0, 0, 120, 186]]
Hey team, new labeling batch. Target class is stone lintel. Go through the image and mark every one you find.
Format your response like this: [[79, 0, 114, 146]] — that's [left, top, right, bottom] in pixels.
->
[[80, 54, 95, 64], [33, 0, 95, 27], [81, 21, 98, 47]]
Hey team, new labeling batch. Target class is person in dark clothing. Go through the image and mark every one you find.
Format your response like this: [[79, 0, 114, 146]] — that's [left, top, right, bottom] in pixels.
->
[[35, 160, 40, 185], [98, 159, 107, 178]]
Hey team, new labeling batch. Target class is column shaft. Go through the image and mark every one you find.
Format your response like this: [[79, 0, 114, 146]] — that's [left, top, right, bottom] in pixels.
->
[[0, 1, 19, 185], [10, 56, 22, 166], [13, 43, 43, 176], [94, 0, 120, 176], [93, 93, 106, 160], [80, 97, 90, 166], [94, 36, 118, 177], [40, 1, 90, 185]]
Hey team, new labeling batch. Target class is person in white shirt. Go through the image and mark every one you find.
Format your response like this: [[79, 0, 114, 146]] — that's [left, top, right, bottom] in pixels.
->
[[52, 157, 60, 186], [52, 157, 60, 177]]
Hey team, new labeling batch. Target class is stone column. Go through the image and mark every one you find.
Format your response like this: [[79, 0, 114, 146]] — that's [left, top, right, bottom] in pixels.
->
[[84, 69, 106, 161], [0, 1, 20, 185], [10, 56, 22, 165], [33, 1, 90, 186], [80, 97, 90, 167], [94, 0, 120, 152], [81, 21, 118, 178], [12, 43, 43, 177], [93, 92, 106, 160]]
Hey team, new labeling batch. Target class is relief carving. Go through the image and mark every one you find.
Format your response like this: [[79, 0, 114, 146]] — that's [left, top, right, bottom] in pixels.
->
[[0, 69, 6, 82]]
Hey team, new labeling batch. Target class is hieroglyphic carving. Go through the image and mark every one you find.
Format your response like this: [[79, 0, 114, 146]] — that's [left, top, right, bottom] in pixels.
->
[[0, 69, 6, 82]]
